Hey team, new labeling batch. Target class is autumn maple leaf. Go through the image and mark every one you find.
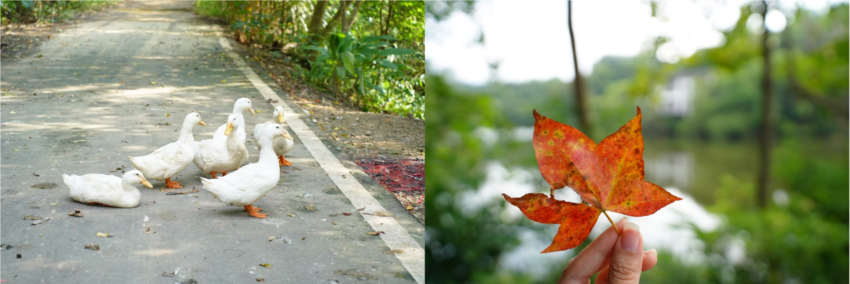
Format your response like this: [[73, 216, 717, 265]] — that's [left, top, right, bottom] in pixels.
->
[[503, 107, 681, 253]]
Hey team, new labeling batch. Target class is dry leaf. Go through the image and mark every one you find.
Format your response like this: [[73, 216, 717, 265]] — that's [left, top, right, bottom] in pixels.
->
[[259, 263, 271, 268], [366, 231, 385, 236], [373, 210, 394, 217], [23, 215, 42, 220], [143, 228, 156, 234], [287, 213, 295, 217], [342, 212, 352, 216], [406, 205, 413, 210], [68, 209, 84, 217], [96, 232, 111, 238], [84, 244, 100, 251], [221, 79, 226, 83]]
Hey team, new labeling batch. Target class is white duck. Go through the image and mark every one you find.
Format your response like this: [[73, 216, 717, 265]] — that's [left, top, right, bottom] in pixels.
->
[[201, 123, 293, 218], [129, 112, 206, 189], [213, 98, 255, 144], [193, 114, 248, 178], [253, 106, 295, 166], [63, 170, 153, 208]]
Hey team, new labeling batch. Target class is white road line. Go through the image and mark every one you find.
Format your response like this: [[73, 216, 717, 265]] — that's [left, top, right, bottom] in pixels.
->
[[218, 37, 425, 284]]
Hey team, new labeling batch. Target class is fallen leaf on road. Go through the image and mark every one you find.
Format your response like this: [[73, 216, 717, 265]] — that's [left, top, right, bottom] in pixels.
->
[[301, 237, 306, 240], [150, 81, 156, 85], [36, 54, 42, 58], [255, 110, 264, 113], [84, 244, 100, 251], [49, 203, 58, 206], [287, 214, 295, 217], [96, 232, 112, 238], [32, 218, 50, 225], [143, 228, 156, 234], [406, 206, 413, 210], [165, 188, 199, 195], [305, 205, 315, 211], [268, 237, 274, 242], [23, 215, 42, 220], [259, 263, 271, 268], [68, 209, 84, 217], [71, 140, 86, 143], [384, 249, 404, 254], [332, 222, 336, 225], [120, 81, 124, 84], [8, 111, 14, 114], [342, 212, 352, 216], [373, 211, 394, 217], [162, 272, 175, 277], [367, 231, 385, 236], [221, 79, 226, 83], [256, 279, 265, 282]]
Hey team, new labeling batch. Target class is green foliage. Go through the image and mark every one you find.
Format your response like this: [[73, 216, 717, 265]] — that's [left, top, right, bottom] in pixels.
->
[[1, 0, 117, 24], [425, 75, 525, 283], [195, 0, 424, 119], [300, 33, 421, 118]]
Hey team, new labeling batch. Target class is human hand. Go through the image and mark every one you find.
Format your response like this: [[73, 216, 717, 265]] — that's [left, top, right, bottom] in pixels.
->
[[557, 218, 657, 284]]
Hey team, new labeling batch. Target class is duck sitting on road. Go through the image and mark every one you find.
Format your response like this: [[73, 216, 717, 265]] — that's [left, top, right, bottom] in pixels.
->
[[63, 170, 152, 208], [253, 106, 296, 166], [201, 123, 293, 218], [193, 114, 248, 178], [130, 112, 206, 189]]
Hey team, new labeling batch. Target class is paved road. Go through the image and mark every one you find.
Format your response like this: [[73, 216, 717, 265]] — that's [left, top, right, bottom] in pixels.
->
[[0, 2, 423, 283]]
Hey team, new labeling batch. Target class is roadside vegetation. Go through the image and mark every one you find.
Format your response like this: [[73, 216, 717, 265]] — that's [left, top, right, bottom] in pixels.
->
[[195, 1, 425, 119]]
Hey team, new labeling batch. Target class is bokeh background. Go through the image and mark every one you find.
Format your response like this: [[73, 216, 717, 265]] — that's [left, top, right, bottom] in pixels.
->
[[425, 0, 848, 283]]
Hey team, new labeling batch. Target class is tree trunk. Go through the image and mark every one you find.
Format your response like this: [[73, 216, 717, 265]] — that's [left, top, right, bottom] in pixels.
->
[[382, 1, 395, 36], [318, 1, 351, 37], [342, 0, 362, 34], [567, 1, 592, 137], [757, 0, 772, 208], [379, 1, 385, 35], [307, 0, 329, 34]]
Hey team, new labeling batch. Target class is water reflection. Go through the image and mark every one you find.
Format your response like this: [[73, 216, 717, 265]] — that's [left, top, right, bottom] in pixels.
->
[[645, 152, 694, 192]]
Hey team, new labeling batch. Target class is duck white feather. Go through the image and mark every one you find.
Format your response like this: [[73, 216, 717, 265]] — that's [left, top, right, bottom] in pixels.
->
[[201, 123, 293, 218], [129, 112, 205, 188], [193, 114, 248, 177], [253, 106, 295, 166], [63, 170, 152, 208]]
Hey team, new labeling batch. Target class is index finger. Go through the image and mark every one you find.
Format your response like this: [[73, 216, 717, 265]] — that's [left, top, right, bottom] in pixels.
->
[[558, 217, 628, 284]]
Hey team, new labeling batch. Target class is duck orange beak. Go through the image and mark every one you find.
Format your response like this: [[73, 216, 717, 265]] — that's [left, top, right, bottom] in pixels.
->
[[281, 131, 293, 140], [248, 107, 256, 115], [198, 119, 207, 126], [141, 179, 153, 188], [224, 122, 234, 136]]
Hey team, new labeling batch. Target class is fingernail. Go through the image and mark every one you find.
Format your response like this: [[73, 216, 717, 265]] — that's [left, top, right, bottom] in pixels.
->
[[621, 222, 640, 252], [646, 249, 657, 258]]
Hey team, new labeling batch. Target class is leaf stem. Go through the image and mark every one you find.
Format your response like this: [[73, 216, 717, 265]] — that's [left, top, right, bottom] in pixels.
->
[[602, 210, 620, 235]]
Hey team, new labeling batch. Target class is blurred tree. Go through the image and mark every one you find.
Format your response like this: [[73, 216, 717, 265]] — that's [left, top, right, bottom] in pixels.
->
[[757, 0, 773, 208], [567, 1, 593, 138]]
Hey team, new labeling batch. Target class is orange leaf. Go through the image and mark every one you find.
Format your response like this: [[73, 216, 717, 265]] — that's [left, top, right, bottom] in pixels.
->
[[505, 107, 681, 253], [503, 193, 600, 253]]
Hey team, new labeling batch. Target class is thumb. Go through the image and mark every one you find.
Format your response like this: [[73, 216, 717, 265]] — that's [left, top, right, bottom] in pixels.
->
[[605, 222, 644, 284]]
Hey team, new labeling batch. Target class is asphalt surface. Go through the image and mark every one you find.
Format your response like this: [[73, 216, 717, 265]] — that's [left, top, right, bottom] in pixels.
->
[[0, 2, 423, 283]]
